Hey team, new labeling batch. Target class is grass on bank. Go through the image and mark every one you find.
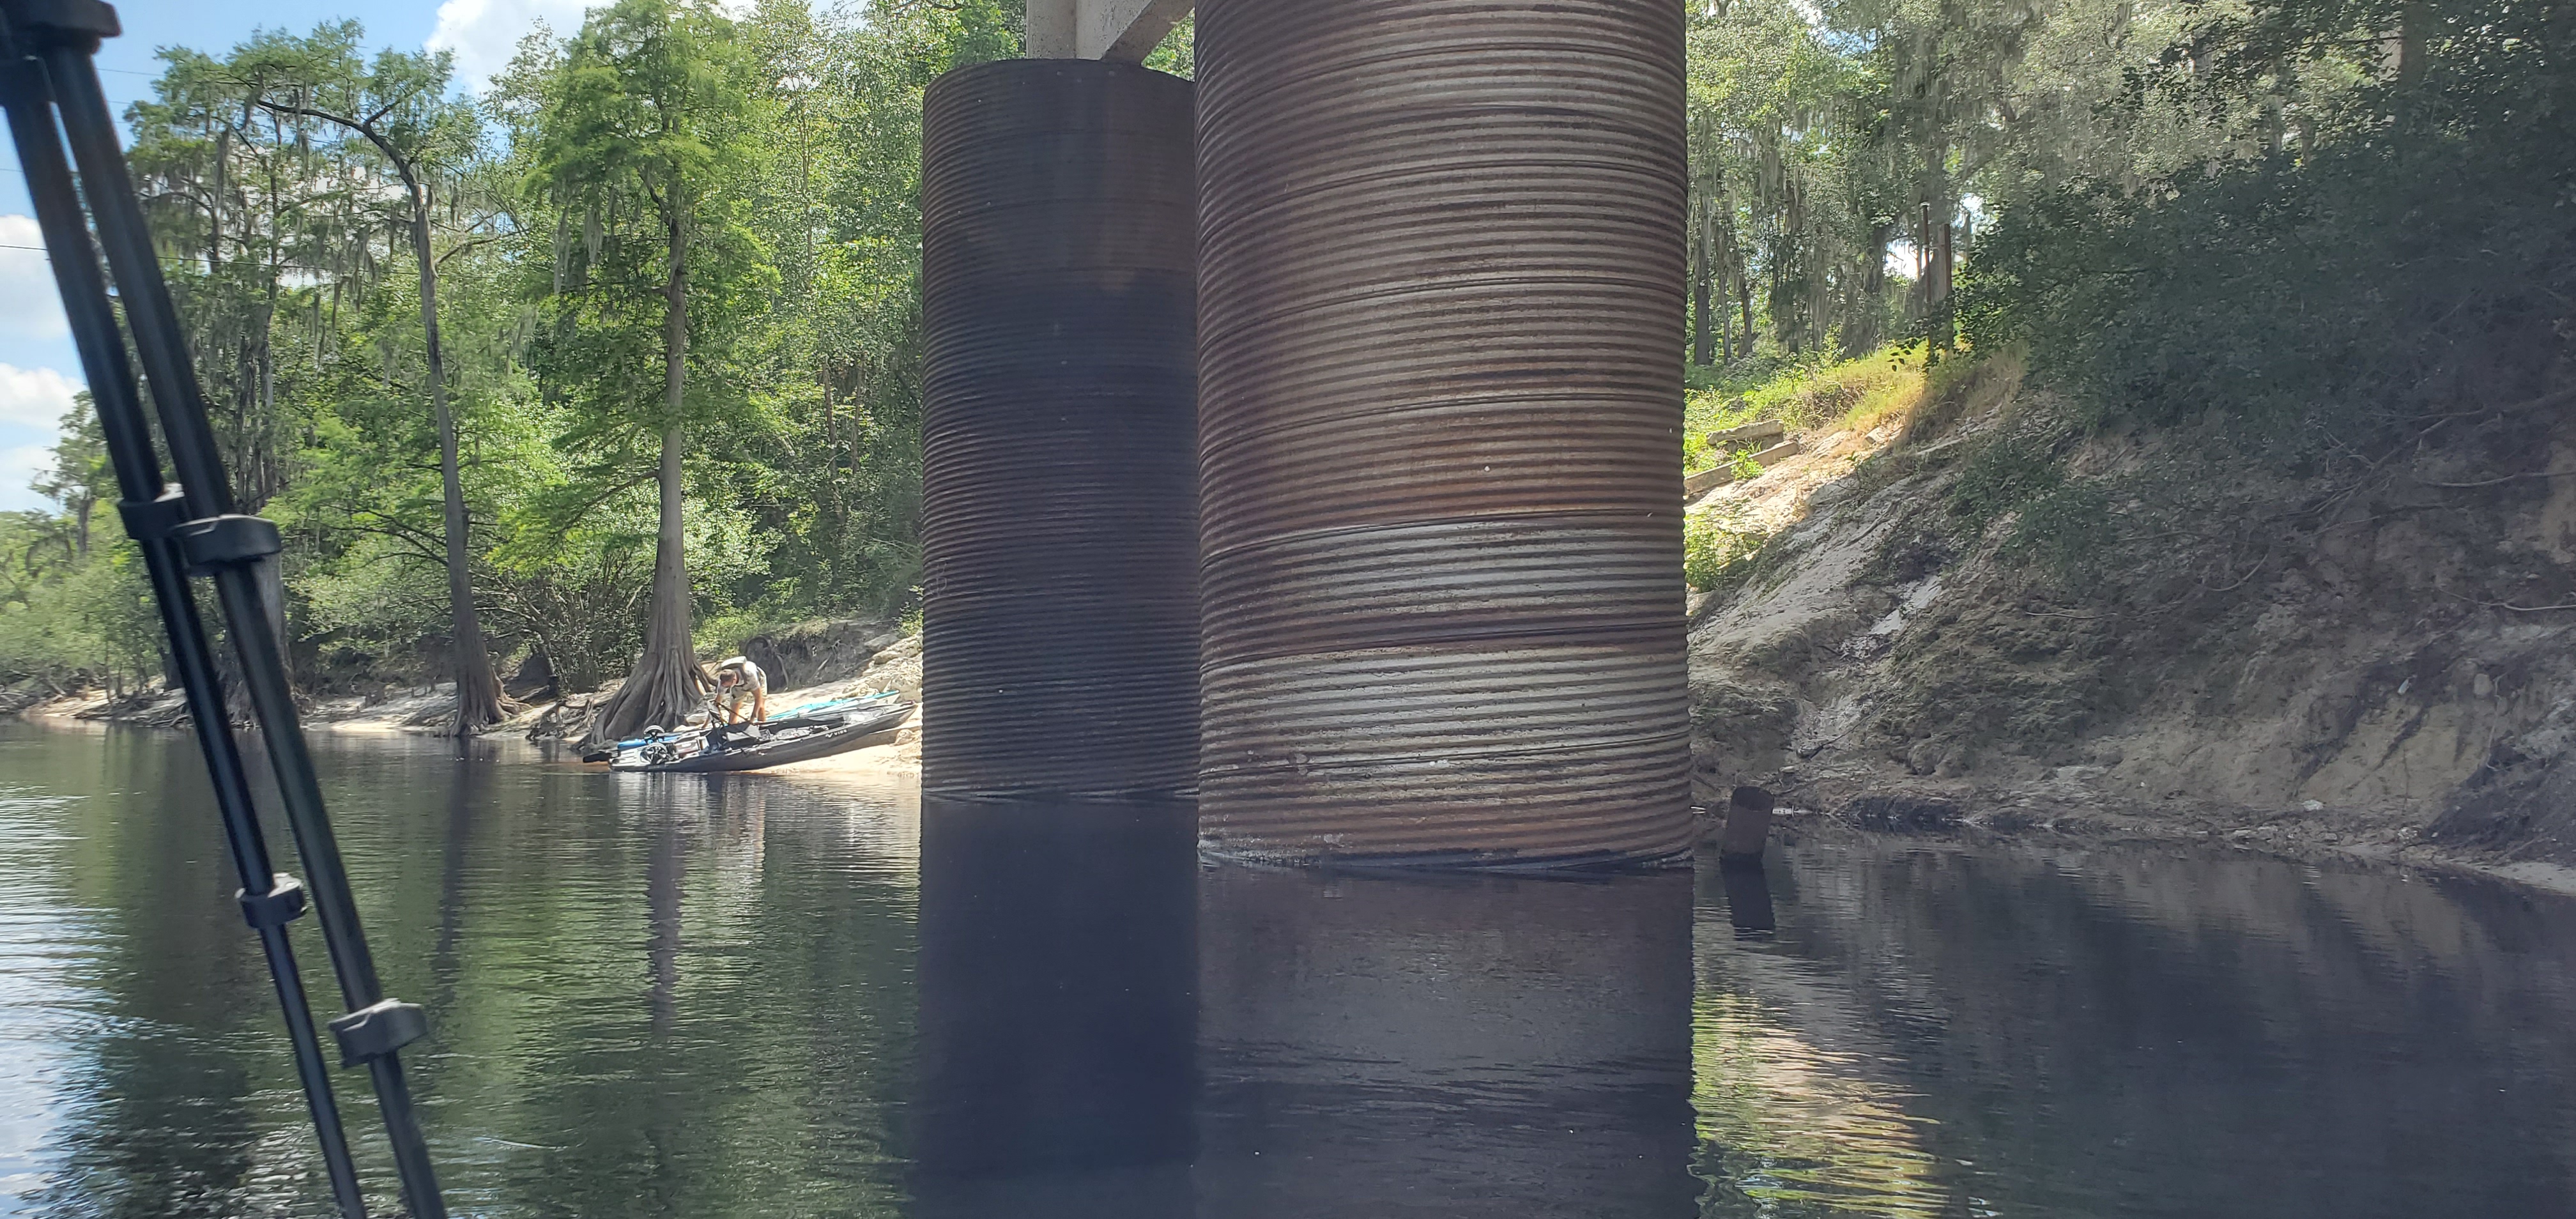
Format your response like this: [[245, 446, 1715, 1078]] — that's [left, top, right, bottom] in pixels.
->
[[1682, 344, 1930, 476], [1682, 344, 1935, 591]]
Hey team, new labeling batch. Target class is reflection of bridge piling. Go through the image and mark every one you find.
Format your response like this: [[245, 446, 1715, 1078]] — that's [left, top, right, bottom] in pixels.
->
[[910, 805, 1699, 1216], [1195, 866, 1699, 1213], [911, 798, 1197, 1218], [921, 1, 1696, 863], [1722, 864, 1777, 936]]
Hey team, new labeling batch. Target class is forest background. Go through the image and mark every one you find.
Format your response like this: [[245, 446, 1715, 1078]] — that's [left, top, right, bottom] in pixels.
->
[[0, 0, 2564, 736]]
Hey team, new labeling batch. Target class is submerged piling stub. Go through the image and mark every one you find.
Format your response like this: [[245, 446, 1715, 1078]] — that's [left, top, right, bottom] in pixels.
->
[[1719, 785, 1776, 869], [1193, 0, 1696, 866], [919, 60, 1199, 798]]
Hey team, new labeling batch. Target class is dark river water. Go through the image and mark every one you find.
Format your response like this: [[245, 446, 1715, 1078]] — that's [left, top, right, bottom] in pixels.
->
[[3, 721, 2574, 1218]]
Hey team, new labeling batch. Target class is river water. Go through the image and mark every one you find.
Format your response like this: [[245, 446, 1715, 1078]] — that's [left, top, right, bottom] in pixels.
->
[[1, 721, 2573, 1218]]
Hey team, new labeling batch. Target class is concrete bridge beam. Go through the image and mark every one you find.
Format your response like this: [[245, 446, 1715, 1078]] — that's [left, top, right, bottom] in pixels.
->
[[1025, 0, 1194, 63]]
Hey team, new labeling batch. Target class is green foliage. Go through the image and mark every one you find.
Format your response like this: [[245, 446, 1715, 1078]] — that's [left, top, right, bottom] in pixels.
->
[[6, 0, 1015, 700], [1684, 502, 1770, 592], [1687, 0, 1881, 355], [1682, 0, 2220, 365], [1946, 406, 2076, 530], [1959, 0, 2576, 436], [521, 0, 776, 439], [1684, 344, 1927, 473], [1141, 15, 1193, 78], [0, 513, 162, 691]]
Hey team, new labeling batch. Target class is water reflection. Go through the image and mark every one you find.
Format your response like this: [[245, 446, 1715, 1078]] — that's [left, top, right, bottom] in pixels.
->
[[6, 725, 2576, 1218], [1719, 866, 1775, 937], [1692, 987, 1954, 1218], [1693, 841, 2576, 1218], [463, 765, 911, 1219], [425, 752, 485, 1016], [1195, 865, 1701, 1216], [911, 797, 1197, 1218], [5, 727, 291, 1216]]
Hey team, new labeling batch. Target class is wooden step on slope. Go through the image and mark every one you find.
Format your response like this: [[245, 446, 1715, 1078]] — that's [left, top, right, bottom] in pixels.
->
[[1684, 437, 1802, 496]]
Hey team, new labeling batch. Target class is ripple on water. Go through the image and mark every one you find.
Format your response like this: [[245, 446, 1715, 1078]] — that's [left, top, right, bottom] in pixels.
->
[[1, 724, 2574, 1218]]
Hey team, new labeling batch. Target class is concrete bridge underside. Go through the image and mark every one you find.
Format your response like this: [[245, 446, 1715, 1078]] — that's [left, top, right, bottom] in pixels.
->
[[1023, 0, 1193, 63]]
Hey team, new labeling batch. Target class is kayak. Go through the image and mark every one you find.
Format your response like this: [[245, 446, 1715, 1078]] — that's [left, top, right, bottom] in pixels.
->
[[603, 691, 902, 757], [609, 696, 914, 773]]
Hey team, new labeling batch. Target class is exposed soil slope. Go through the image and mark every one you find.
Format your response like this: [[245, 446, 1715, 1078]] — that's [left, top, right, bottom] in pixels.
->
[[1688, 356, 2576, 884]]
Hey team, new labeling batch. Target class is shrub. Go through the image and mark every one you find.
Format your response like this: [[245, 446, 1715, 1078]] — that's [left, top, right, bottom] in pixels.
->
[[1957, 0, 2575, 442], [1685, 501, 1768, 591]]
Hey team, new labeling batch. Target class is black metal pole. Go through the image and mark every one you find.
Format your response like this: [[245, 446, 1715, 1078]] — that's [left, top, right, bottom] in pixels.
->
[[0, 41, 372, 1219], [0, 1, 447, 1213]]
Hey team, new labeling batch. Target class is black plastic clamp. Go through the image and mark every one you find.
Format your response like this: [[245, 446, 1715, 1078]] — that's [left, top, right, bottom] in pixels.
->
[[329, 998, 431, 1068], [114, 489, 190, 543], [173, 513, 282, 575], [236, 873, 308, 930], [1, 0, 121, 41]]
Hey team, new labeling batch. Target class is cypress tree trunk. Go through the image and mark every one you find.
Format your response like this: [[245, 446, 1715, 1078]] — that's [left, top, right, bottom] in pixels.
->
[[1737, 247, 1756, 358], [1850, 220, 1892, 356], [2397, 0, 2432, 85], [584, 205, 712, 749], [1714, 213, 1735, 362], [1924, 130, 1956, 349], [405, 178, 507, 734]]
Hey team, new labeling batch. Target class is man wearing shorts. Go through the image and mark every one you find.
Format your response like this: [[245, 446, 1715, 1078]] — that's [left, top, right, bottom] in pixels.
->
[[713, 656, 769, 724]]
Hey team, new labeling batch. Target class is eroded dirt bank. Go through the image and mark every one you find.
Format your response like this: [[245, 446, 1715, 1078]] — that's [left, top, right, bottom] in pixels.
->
[[1687, 355, 2576, 893]]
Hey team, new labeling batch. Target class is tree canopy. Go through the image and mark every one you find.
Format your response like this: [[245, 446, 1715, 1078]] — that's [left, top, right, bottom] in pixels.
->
[[2, 0, 2565, 728]]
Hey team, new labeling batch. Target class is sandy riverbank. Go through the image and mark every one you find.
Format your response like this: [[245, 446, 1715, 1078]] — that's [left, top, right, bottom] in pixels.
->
[[20, 610, 2576, 898], [15, 689, 2570, 896], [14, 629, 930, 775]]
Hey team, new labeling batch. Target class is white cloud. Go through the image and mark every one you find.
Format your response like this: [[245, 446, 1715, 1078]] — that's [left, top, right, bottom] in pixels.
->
[[427, 0, 762, 91], [0, 443, 51, 511], [428, 0, 595, 91], [0, 216, 68, 341], [0, 364, 79, 429], [422, 0, 757, 91]]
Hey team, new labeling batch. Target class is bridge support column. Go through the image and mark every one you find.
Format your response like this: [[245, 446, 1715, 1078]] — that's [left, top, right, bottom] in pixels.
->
[[1193, 0, 1696, 866], [919, 60, 1199, 798]]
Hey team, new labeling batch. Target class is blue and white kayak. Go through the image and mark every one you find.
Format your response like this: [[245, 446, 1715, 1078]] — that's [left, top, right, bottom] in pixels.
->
[[610, 697, 914, 773]]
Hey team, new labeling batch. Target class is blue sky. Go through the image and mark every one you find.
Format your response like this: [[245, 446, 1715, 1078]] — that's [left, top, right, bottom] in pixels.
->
[[0, 0, 595, 510]]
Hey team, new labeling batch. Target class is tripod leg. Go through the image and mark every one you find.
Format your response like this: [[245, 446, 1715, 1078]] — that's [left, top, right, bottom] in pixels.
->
[[33, 37, 448, 1219], [0, 44, 371, 1219]]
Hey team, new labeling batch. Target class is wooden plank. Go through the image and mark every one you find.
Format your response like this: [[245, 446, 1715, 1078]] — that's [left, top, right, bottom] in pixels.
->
[[1683, 436, 1801, 499], [1705, 418, 1784, 448], [1749, 438, 1801, 466], [1683, 464, 1736, 494]]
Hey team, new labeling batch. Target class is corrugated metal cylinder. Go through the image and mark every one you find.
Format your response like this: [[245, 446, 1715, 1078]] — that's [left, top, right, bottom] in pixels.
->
[[1194, 0, 1696, 865], [919, 60, 1199, 798]]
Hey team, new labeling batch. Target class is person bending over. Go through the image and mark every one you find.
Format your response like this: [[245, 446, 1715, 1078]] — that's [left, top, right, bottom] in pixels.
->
[[713, 656, 768, 724]]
